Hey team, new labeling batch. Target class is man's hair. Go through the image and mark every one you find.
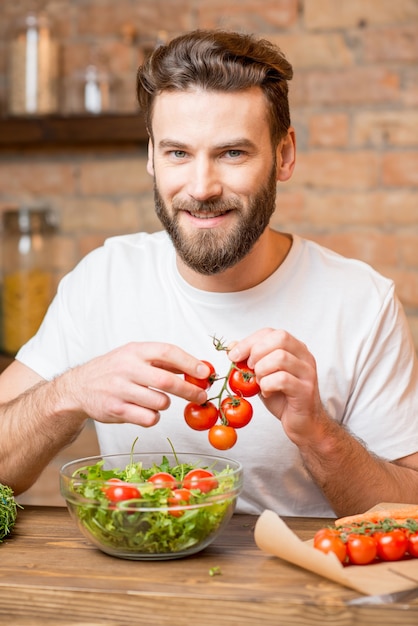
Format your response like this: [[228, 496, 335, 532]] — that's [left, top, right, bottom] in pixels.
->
[[136, 29, 293, 145]]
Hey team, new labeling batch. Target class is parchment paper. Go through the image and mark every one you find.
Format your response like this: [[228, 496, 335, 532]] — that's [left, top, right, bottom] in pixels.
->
[[254, 507, 418, 596]]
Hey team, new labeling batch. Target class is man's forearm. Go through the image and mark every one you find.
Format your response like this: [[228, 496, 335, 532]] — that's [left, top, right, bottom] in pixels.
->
[[0, 377, 87, 494], [299, 417, 418, 517]]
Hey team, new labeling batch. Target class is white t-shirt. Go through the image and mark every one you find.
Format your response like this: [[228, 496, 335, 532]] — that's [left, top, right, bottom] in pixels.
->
[[17, 231, 418, 517]]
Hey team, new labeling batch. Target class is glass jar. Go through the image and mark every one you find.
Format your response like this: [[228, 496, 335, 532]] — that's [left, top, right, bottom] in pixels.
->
[[1, 208, 57, 355], [8, 12, 59, 115]]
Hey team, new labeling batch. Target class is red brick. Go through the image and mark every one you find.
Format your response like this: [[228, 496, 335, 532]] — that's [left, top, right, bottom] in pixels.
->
[[78, 233, 108, 259], [382, 153, 418, 186], [197, 0, 298, 30], [353, 111, 418, 147], [276, 189, 418, 230], [78, 155, 151, 195], [309, 114, 349, 147], [271, 191, 306, 227], [403, 69, 418, 106], [59, 197, 141, 233], [305, 0, 418, 29], [386, 269, 418, 309], [302, 192, 388, 226], [290, 151, 379, 190], [407, 316, 418, 351], [268, 33, 354, 70], [310, 231, 398, 268], [0, 159, 76, 195], [398, 235, 418, 267], [305, 68, 400, 105], [76, 0, 193, 38], [362, 26, 418, 63]]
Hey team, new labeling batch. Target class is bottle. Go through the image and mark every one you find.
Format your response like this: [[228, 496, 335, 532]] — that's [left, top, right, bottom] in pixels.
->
[[67, 53, 113, 115], [1, 207, 57, 355], [8, 12, 59, 115]]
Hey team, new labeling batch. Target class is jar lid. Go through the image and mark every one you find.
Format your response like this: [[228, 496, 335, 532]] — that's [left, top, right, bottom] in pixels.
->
[[2, 207, 57, 234]]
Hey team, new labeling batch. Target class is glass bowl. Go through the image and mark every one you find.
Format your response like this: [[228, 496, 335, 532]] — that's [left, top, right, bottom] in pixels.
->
[[60, 451, 243, 560]]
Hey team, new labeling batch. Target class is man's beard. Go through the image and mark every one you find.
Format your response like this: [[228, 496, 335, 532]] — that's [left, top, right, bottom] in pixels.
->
[[154, 166, 278, 276]]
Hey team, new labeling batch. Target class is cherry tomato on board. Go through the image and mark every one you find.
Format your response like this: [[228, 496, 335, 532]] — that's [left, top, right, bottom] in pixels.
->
[[147, 472, 178, 489], [313, 528, 347, 564], [183, 468, 218, 493], [228, 360, 260, 397], [167, 488, 192, 517], [346, 534, 377, 565], [407, 532, 418, 558], [208, 424, 238, 450], [184, 360, 216, 390], [103, 478, 141, 503], [373, 529, 408, 561], [184, 401, 219, 431], [220, 395, 253, 428]]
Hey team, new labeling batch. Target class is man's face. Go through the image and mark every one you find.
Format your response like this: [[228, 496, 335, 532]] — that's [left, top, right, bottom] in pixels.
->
[[148, 87, 279, 275]]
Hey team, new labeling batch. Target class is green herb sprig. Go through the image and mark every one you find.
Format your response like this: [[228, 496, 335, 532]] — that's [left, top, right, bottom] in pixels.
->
[[0, 484, 21, 542]]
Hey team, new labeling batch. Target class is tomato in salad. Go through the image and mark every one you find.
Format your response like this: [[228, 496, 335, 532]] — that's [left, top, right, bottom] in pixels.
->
[[147, 472, 178, 489], [102, 478, 141, 503], [183, 468, 218, 493], [167, 488, 193, 517]]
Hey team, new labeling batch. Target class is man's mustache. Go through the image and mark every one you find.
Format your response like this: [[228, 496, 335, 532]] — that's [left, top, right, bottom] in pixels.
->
[[172, 198, 241, 213]]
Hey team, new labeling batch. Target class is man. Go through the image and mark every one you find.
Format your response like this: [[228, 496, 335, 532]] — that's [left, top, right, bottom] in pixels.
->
[[1, 30, 418, 517]]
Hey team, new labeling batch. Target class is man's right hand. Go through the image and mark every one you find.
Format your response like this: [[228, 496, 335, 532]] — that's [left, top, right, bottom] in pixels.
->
[[60, 341, 210, 427]]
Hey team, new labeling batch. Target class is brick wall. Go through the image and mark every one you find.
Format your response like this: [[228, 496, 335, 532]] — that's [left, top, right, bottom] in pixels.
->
[[0, 0, 417, 331]]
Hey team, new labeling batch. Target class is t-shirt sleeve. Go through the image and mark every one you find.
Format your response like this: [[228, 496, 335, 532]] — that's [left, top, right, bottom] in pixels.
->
[[15, 249, 99, 380], [342, 284, 418, 461]]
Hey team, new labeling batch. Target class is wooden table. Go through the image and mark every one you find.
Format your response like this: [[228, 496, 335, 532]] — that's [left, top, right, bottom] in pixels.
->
[[1, 506, 417, 625]]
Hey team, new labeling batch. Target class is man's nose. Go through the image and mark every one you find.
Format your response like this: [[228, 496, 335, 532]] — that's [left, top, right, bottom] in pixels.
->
[[187, 157, 222, 202]]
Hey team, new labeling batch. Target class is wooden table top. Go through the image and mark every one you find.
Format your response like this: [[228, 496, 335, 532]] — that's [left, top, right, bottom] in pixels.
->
[[1, 506, 417, 625]]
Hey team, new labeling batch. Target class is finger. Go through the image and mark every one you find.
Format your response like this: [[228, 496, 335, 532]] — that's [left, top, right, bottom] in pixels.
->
[[96, 402, 162, 428], [228, 328, 304, 367], [227, 329, 273, 364], [136, 342, 211, 380]]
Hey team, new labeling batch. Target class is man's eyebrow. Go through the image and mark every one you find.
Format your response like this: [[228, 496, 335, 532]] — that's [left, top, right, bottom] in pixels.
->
[[157, 138, 257, 150], [158, 139, 188, 150]]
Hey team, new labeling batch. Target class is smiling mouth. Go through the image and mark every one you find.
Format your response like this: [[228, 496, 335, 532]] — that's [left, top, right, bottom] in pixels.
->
[[187, 209, 231, 219]]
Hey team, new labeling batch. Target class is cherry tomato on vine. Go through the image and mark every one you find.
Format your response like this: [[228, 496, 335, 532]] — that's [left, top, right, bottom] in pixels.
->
[[313, 528, 347, 563], [184, 360, 216, 390], [184, 401, 219, 431], [373, 529, 408, 561], [208, 424, 238, 450], [346, 534, 377, 565], [221, 395, 253, 428], [407, 532, 418, 557], [183, 468, 218, 493], [167, 488, 192, 517], [103, 478, 141, 503], [228, 360, 260, 397], [148, 472, 178, 489]]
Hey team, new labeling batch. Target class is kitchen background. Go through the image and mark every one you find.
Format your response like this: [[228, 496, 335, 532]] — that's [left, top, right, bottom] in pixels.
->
[[0, 0, 417, 505]]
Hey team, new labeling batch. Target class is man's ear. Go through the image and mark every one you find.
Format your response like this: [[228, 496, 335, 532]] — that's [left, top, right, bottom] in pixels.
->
[[276, 127, 296, 182], [146, 139, 154, 176]]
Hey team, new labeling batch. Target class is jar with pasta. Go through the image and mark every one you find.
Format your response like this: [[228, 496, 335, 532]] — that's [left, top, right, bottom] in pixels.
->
[[1, 208, 57, 355]]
